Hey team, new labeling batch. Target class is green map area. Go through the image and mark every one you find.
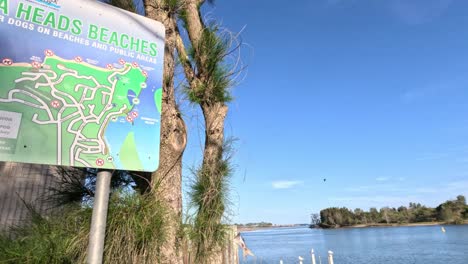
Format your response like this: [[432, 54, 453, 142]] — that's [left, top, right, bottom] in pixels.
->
[[0, 55, 147, 169]]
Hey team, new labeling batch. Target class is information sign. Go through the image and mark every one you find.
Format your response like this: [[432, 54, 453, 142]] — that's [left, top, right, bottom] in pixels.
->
[[0, 0, 165, 172]]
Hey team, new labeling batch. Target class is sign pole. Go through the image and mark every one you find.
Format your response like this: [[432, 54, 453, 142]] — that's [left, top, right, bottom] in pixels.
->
[[87, 170, 112, 264]]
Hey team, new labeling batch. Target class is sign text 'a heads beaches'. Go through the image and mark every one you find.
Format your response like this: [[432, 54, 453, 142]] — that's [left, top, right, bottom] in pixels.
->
[[0, 0, 159, 63], [0, 0, 165, 172]]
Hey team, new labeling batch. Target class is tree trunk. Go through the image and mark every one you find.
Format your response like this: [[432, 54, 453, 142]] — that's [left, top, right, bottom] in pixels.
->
[[143, 2, 187, 263], [179, 1, 233, 262], [201, 102, 227, 174], [197, 102, 228, 264]]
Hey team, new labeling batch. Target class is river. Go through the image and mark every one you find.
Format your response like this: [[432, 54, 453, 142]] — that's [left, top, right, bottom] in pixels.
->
[[240, 225, 468, 263]]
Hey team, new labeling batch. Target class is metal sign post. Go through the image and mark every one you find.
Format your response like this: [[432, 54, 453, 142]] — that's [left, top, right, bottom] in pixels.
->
[[87, 170, 112, 264]]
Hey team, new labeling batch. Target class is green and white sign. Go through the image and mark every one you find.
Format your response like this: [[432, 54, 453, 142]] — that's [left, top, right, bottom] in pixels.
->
[[0, 0, 165, 172]]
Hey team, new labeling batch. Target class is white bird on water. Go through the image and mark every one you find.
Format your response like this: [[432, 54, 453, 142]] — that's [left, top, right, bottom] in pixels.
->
[[441, 226, 446, 233]]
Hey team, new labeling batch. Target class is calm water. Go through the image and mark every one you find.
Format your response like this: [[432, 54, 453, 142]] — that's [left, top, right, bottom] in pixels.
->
[[240, 226, 468, 264]]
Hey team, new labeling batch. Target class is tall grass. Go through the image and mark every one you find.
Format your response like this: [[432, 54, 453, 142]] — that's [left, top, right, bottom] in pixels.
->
[[187, 140, 235, 263], [97, 192, 167, 263], [0, 204, 89, 264], [0, 191, 168, 264]]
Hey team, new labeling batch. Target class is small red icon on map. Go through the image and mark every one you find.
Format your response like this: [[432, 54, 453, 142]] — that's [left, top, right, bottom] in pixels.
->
[[126, 115, 134, 123], [106, 64, 113, 70], [50, 100, 61, 108], [2, 58, 12, 66], [142, 71, 148, 77], [31, 61, 41, 69], [74, 56, 83, 63], [44, 49, 54, 57], [119, 58, 126, 65], [95, 158, 105, 167], [132, 62, 139, 68], [131, 111, 138, 118]]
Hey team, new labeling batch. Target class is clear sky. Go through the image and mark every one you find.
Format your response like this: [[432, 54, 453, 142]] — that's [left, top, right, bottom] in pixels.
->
[[130, 0, 468, 225]]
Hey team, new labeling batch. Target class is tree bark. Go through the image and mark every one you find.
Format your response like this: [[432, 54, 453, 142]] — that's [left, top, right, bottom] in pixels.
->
[[143, 2, 187, 263], [184, 0, 210, 79], [200, 102, 228, 264], [201, 102, 227, 173]]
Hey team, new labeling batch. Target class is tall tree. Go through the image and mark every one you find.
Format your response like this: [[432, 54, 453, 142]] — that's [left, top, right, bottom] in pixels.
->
[[107, 0, 187, 263], [175, 0, 241, 262], [142, 1, 187, 263]]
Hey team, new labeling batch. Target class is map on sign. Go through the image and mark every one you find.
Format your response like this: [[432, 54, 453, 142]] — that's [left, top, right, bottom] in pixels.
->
[[0, 0, 165, 172]]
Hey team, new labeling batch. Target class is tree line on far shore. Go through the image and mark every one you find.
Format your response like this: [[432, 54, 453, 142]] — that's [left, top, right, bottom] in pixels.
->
[[235, 222, 273, 228], [311, 195, 468, 228]]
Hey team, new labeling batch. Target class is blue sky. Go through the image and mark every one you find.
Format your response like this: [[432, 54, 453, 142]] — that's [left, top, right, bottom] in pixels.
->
[[125, 0, 468, 224], [183, 0, 468, 225]]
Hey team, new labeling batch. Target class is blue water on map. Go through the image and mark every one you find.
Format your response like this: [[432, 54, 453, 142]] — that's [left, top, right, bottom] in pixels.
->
[[127, 90, 136, 105], [1, 14, 163, 171], [105, 85, 160, 171], [240, 226, 468, 264]]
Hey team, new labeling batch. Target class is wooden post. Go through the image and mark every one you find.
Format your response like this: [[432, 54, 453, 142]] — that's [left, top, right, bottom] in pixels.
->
[[328, 251, 334, 264], [311, 249, 316, 264]]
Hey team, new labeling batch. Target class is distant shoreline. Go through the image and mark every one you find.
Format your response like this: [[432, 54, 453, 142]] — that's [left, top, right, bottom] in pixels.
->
[[316, 221, 468, 229], [238, 222, 468, 232], [237, 221, 468, 232], [238, 225, 305, 232]]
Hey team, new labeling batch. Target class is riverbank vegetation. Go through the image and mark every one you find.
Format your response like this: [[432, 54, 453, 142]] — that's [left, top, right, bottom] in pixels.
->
[[237, 222, 273, 228], [316, 195, 468, 228]]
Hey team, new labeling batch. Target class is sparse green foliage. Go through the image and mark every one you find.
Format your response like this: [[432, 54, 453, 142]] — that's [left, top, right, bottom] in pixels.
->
[[187, 26, 233, 104], [188, 140, 234, 263]]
